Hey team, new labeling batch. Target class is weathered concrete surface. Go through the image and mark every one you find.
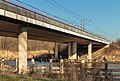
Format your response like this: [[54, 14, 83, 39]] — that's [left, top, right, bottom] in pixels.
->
[[88, 43, 92, 62], [18, 27, 27, 74], [68, 42, 77, 59], [55, 42, 59, 59]]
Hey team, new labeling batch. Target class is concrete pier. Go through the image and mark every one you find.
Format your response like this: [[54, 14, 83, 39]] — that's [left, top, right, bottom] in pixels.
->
[[68, 42, 72, 59], [68, 42, 77, 59], [55, 42, 59, 59], [0, 0, 110, 75], [18, 27, 28, 74], [88, 43, 92, 62]]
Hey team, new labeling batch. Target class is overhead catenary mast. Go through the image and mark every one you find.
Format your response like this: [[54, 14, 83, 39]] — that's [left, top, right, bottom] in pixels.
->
[[80, 19, 85, 30]]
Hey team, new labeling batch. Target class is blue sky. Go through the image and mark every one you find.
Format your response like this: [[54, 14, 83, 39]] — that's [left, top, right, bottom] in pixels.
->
[[10, 0, 120, 41]]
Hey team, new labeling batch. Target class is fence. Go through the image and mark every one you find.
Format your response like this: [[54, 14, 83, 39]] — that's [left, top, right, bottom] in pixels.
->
[[28, 60, 115, 81], [0, 58, 120, 81]]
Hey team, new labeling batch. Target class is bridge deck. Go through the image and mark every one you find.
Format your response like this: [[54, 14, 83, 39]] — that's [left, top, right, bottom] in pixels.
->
[[0, 0, 110, 44]]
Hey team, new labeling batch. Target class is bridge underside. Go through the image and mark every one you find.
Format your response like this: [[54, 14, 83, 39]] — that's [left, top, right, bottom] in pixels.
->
[[0, 0, 110, 75], [0, 17, 105, 46], [0, 14, 107, 74]]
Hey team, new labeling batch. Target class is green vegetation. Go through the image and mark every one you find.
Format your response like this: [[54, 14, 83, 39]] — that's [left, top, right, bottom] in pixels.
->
[[0, 75, 68, 81]]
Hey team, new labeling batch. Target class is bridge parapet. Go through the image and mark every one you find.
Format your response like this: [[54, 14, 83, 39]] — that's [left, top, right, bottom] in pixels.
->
[[0, 0, 110, 44]]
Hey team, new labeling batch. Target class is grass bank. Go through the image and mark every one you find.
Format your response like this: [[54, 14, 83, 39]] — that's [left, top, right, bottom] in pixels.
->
[[0, 75, 68, 81]]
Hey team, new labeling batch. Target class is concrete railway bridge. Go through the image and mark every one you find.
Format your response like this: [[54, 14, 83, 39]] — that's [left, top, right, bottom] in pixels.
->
[[0, 0, 110, 74]]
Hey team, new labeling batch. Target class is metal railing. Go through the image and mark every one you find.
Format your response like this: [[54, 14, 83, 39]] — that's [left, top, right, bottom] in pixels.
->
[[0, 0, 110, 43]]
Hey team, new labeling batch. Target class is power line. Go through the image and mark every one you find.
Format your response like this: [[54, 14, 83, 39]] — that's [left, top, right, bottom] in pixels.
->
[[15, 0, 39, 10], [47, 0, 114, 40], [89, 20, 115, 38], [86, 21, 115, 39], [45, 0, 80, 20], [13, 0, 113, 40], [13, 0, 78, 26], [50, 0, 85, 19]]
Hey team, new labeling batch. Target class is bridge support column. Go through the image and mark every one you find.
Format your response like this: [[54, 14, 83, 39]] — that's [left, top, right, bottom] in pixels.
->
[[18, 27, 28, 74], [68, 42, 72, 59], [68, 42, 77, 59], [88, 43, 92, 62], [72, 42, 77, 59], [55, 42, 59, 59]]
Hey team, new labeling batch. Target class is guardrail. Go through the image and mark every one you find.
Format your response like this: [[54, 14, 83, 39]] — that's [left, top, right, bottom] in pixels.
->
[[0, 0, 110, 43]]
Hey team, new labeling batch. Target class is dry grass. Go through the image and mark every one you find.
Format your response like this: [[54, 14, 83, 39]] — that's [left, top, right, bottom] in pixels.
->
[[0, 75, 67, 81], [0, 36, 67, 60], [80, 38, 120, 61]]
